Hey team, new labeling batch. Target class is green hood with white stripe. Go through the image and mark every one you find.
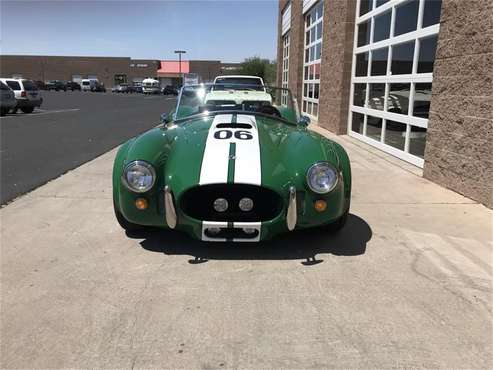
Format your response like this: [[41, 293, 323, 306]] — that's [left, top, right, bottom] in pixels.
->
[[155, 113, 342, 198]]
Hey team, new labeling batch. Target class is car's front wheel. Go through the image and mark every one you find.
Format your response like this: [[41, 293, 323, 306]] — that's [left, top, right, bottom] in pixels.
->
[[21, 106, 34, 114], [114, 201, 146, 232]]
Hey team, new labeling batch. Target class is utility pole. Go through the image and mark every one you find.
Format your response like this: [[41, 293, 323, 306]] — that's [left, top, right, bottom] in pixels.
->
[[174, 50, 186, 86]]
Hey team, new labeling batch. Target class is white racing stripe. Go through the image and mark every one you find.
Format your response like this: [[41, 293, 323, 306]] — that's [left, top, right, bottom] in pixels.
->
[[234, 114, 261, 185], [199, 114, 233, 185], [199, 114, 261, 185], [199, 113, 263, 241]]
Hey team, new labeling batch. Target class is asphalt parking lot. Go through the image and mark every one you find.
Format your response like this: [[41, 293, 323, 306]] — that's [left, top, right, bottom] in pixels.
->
[[1, 126, 491, 368], [0, 91, 176, 204]]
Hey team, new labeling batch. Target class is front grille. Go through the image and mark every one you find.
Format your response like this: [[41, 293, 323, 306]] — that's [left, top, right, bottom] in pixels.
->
[[180, 184, 283, 222]]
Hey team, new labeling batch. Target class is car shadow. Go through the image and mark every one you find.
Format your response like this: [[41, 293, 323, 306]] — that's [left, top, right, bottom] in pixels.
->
[[130, 214, 372, 265]]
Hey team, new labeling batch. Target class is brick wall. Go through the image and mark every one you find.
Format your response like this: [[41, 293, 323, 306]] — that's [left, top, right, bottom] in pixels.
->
[[423, 0, 493, 208], [0, 55, 132, 87], [317, 0, 356, 134]]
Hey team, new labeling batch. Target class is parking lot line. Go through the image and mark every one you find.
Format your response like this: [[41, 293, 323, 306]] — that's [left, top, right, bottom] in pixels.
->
[[1, 108, 80, 118]]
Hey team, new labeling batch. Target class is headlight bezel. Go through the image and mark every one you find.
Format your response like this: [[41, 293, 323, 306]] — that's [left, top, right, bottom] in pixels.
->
[[122, 160, 156, 193], [306, 161, 339, 194]]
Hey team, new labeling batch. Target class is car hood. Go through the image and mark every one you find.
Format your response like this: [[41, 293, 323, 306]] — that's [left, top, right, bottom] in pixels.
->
[[158, 113, 340, 197]]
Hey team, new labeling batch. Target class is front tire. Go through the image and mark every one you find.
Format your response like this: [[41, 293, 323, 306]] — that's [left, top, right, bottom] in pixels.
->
[[0, 108, 8, 116], [21, 106, 34, 114]]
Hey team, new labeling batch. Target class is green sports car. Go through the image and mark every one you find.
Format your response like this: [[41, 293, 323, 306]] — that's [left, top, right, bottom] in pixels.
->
[[113, 83, 351, 242]]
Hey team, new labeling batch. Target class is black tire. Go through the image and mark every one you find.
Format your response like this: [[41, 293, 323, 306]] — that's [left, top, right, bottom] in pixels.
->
[[325, 209, 349, 233], [114, 201, 145, 232], [0, 108, 8, 116], [21, 106, 35, 114]]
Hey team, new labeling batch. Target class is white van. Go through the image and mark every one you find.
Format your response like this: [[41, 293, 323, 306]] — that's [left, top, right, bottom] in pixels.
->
[[81, 79, 94, 92], [142, 78, 160, 94]]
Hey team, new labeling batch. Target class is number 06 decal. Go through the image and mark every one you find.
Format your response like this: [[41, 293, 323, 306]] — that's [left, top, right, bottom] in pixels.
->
[[214, 130, 253, 140]]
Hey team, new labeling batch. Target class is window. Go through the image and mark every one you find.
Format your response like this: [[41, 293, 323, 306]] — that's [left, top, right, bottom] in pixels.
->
[[369, 83, 386, 110], [373, 11, 391, 42], [388, 83, 410, 115], [356, 52, 369, 76], [353, 83, 366, 107], [391, 41, 415, 75], [352, 112, 365, 134], [6, 81, 21, 90], [422, 0, 442, 27], [21, 80, 37, 91], [418, 35, 438, 73], [371, 47, 388, 76], [114, 74, 127, 85], [394, 0, 419, 36], [349, 0, 442, 167], [281, 32, 290, 105], [302, 0, 323, 120], [359, 0, 371, 16], [357, 20, 370, 47]]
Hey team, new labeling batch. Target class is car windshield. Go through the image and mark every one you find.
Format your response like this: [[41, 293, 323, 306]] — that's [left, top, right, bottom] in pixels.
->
[[175, 83, 299, 124], [82, 81, 89, 85], [0, 82, 10, 90]]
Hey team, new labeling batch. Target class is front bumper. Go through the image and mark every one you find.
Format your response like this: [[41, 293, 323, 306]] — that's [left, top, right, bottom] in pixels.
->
[[118, 180, 348, 242]]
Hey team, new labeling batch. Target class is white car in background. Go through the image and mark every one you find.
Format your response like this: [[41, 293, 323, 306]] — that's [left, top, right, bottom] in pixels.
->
[[213, 75, 265, 90], [0, 78, 43, 114], [142, 78, 160, 94]]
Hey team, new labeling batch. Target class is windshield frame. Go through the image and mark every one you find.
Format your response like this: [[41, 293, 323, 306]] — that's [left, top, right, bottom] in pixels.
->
[[173, 83, 299, 125]]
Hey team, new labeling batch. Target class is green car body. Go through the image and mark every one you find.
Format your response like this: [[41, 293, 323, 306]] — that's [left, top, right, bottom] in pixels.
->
[[113, 86, 351, 242]]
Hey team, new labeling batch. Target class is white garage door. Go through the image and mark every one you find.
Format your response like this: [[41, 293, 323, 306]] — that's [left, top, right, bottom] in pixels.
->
[[348, 0, 442, 168]]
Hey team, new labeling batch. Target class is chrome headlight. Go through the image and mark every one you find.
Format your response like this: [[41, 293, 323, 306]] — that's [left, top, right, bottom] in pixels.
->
[[306, 162, 338, 194], [123, 160, 156, 193]]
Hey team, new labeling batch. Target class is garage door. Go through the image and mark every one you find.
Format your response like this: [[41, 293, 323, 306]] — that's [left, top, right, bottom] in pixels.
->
[[348, 0, 442, 168]]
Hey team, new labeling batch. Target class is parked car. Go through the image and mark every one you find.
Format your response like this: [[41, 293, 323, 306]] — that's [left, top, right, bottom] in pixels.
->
[[92, 81, 106, 92], [213, 75, 265, 91], [0, 78, 43, 114], [114, 83, 131, 93], [66, 81, 81, 91], [81, 79, 94, 91], [142, 78, 160, 94], [34, 80, 47, 90], [112, 83, 352, 241], [162, 85, 179, 95], [45, 80, 67, 91], [131, 83, 143, 93], [81, 79, 105, 92], [0, 81, 17, 116]]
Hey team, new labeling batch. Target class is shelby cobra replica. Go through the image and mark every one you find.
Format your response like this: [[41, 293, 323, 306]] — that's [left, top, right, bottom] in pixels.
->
[[113, 83, 351, 242]]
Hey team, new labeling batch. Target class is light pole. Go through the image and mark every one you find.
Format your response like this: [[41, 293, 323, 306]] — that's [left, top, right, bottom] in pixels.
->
[[174, 50, 186, 86]]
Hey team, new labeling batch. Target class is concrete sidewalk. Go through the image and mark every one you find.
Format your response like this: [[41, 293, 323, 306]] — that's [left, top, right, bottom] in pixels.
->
[[1, 130, 492, 369]]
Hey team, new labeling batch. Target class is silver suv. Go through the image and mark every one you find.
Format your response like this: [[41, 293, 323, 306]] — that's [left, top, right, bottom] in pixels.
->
[[0, 78, 43, 114]]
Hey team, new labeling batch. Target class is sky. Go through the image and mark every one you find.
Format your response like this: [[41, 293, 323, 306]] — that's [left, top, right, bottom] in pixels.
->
[[0, 0, 278, 63]]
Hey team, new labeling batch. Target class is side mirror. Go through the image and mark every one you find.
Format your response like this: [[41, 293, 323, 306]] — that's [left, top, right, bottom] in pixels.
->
[[298, 115, 311, 127]]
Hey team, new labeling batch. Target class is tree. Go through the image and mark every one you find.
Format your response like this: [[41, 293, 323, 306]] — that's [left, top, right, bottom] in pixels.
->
[[239, 57, 277, 84]]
